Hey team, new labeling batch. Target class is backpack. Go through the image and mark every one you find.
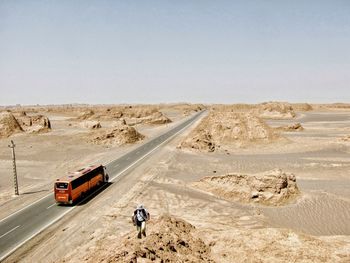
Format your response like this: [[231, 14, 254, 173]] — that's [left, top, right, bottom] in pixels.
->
[[136, 209, 146, 222]]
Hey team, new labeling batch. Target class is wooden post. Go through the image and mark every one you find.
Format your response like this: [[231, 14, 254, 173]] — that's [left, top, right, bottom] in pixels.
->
[[8, 140, 19, 196]]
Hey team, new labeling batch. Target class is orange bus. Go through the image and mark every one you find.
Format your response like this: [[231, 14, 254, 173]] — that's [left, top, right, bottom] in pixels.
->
[[54, 164, 109, 205]]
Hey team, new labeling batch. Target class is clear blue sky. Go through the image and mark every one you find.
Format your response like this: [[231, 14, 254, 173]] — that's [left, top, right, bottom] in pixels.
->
[[1, 1, 349, 105]]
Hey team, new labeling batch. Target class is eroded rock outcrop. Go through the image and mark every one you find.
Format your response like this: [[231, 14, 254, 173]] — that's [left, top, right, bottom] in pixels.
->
[[81, 121, 102, 129], [254, 102, 296, 119], [0, 111, 51, 137], [292, 103, 313, 112], [76, 106, 172, 125], [180, 111, 279, 152], [277, 123, 304, 132], [88, 124, 144, 145], [125, 110, 172, 125], [340, 135, 350, 142], [23, 115, 51, 133], [80, 215, 214, 263], [15, 112, 51, 133], [144, 112, 172, 125], [0, 111, 23, 138], [77, 110, 95, 120], [194, 169, 300, 205]]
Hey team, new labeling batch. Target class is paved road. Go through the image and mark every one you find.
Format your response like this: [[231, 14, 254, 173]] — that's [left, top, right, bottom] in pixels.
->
[[0, 111, 204, 261]]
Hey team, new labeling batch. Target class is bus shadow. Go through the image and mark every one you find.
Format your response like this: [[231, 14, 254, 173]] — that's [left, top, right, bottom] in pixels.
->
[[22, 189, 50, 195], [76, 182, 113, 206]]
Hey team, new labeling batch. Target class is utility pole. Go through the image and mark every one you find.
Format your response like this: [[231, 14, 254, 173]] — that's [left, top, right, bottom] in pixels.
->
[[8, 140, 19, 196]]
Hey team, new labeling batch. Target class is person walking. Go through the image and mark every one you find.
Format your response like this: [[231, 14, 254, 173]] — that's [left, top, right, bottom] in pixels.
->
[[132, 204, 150, 239]]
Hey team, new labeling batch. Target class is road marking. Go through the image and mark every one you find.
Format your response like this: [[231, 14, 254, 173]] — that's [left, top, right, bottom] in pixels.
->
[[46, 204, 56, 209], [109, 112, 203, 183], [136, 151, 140, 154], [0, 208, 74, 261], [0, 112, 200, 226], [126, 157, 131, 160], [0, 111, 205, 262], [114, 163, 120, 168], [0, 225, 20, 239], [104, 112, 197, 167], [0, 194, 52, 224]]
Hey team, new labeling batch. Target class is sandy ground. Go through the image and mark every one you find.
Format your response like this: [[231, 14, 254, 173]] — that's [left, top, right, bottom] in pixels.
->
[[2, 105, 350, 262], [0, 105, 187, 219]]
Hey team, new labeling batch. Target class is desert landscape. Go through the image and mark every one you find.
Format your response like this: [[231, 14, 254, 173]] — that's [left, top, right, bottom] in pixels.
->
[[2, 1, 349, 262], [0, 102, 349, 262], [0, 104, 202, 215]]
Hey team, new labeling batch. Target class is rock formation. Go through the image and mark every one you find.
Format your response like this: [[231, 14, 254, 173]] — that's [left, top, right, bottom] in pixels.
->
[[254, 102, 296, 119], [194, 169, 300, 205], [180, 111, 279, 152], [77, 110, 95, 120], [277, 123, 304, 132], [88, 124, 144, 145], [340, 135, 350, 142], [81, 121, 102, 129], [17, 114, 51, 133], [292, 103, 313, 111], [144, 112, 172, 125], [80, 215, 213, 263], [0, 111, 23, 138]]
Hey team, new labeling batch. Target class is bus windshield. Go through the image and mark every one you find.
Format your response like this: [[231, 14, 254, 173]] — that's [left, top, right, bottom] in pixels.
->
[[56, 182, 68, 189]]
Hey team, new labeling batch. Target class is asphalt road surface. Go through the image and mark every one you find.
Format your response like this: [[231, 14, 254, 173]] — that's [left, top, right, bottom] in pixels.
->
[[0, 111, 204, 261]]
